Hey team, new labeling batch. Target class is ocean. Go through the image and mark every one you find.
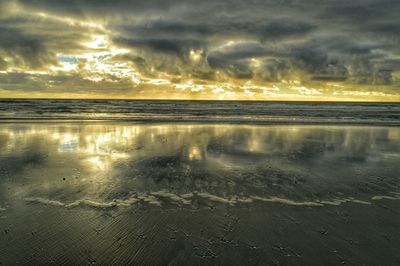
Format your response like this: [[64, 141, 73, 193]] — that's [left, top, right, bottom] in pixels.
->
[[0, 99, 399, 124]]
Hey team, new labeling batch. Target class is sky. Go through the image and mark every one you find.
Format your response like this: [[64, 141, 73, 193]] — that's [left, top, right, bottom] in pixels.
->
[[0, 0, 399, 101]]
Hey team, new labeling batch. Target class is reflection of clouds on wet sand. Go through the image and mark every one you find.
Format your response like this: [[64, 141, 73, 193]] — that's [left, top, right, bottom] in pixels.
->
[[0, 124, 399, 210]]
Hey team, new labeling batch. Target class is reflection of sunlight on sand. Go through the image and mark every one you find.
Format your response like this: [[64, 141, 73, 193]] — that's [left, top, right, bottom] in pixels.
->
[[77, 127, 140, 170], [188, 146, 202, 160], [86, 156, 108, 170], [388, 128, 400, 142], [1, 125, 398, 162], [0, 124, 399, 167], [1, 124, 400, 208], [0, 126, 143, 198], [52, 133, 79, 152], [50, 129, 135, 170]]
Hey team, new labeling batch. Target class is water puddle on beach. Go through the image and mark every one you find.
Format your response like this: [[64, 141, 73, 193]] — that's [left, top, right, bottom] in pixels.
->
[[0, 123, 399, 264]]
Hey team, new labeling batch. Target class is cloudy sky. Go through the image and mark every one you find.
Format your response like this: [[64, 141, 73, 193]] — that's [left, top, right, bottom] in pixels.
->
[[0, 0, 399, 101]]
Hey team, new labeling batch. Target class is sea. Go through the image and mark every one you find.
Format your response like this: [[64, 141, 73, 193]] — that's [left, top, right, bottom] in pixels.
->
[[0, 99, 399, 124]]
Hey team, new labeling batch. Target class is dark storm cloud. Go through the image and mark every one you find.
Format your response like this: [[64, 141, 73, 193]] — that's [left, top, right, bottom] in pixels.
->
[[0, 71, 135, 94], [256, 59, 290, 82], [321, 0, 400, 22], [207, 42, 267, 67], [260, 20, 315, 39], [0, 25, 54, 69], [379, 59, 400, 71], [16, 0, 178, 17], [114, 19, 315, 39], [116, 21, 212, 36], [0, 13, 97, 70], [115, 37, 206, 55], [367, 23, 400, 41]]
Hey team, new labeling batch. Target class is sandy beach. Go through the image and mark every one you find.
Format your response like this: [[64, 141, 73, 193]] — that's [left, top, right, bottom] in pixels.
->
[[1, 122, 399, 264]]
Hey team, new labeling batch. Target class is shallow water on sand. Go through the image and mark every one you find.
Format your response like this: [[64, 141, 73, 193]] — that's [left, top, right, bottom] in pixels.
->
[[0, 123, 400, 265]]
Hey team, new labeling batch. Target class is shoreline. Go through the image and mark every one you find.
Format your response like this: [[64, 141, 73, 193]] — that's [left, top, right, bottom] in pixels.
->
[[0, 118, 399, 126]]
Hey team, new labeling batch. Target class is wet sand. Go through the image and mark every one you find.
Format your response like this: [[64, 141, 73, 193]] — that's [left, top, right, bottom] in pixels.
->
[[0, 123, 400, 265]]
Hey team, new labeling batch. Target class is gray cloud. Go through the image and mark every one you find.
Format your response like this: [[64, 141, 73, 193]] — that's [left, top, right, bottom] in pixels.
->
[[0, 72, 136, 94], [115, 37, 206, 56], [0, 13, 98, 70], [0, 25, 54, 69]]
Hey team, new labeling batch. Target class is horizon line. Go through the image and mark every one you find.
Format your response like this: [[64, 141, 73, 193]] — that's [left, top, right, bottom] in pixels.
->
[[0, 97, 399, 104]]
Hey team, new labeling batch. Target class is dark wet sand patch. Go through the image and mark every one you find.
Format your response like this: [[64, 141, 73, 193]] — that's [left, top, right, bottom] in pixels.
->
[[1, 199, 400, 265]]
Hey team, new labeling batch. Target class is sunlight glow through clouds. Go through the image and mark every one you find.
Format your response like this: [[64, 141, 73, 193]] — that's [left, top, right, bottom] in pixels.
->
[[50, 35, 142, 84]]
